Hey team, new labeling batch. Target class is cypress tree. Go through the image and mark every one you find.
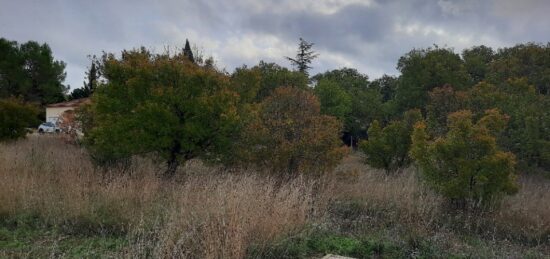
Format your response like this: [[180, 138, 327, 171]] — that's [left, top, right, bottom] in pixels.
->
[[183, 39, 195, 63]]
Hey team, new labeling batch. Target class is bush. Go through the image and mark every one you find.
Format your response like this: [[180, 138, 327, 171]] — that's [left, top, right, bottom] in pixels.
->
[[0, 98, 38, 141], [411, 109, 518, 209], [236, 86, 347, 175], [83, 48, 239, 176], [359, 109, 422, 173]]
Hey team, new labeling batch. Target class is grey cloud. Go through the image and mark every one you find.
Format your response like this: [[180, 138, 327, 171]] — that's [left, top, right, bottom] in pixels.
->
[[1, 0, 550, 88]]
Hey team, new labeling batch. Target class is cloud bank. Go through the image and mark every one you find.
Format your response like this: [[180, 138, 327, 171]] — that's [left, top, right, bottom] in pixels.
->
[[1, 0, 550, 89]]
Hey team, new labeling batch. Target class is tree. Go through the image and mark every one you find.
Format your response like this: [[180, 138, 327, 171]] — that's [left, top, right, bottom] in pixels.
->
[[0, 39, 26, 99], [488, 43, 550, 95], [18, 40, 67, 104], [286, 38, 319, 77], [183, 39, 195, 63], [369, 74, 398, 102], [312, 68, 382, 146], [85, 48, 239, 176], [395, 46, 471, 112], [411, 109, 518, 209], [230, 65, 262, 104], [244, 61, 309, 101], [69, 56, 101, 100], [464, 79, 550, 171], [359, 109, 422, 173], [0, 98, 38, 141], [0, 38, 67, 105], [312, 68, 369, 93], [425, 84, 466, 137], [314, 79, 352, 121], [236, 86, 347, 175], [462, 45, 494, 84]]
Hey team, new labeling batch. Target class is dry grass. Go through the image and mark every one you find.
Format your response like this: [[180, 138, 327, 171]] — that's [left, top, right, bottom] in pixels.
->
[[0, 136, 548, 258], [0, 136, 319, 258]]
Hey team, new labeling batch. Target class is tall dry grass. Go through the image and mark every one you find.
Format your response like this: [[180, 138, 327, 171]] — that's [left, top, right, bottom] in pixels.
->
[[0, 136, 320, 258], [0, 136, 548, 257], [330, 155, 550, 246]]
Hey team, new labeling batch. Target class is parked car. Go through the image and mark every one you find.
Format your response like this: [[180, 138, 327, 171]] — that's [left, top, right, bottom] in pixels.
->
[[38, 122, 61, 134]]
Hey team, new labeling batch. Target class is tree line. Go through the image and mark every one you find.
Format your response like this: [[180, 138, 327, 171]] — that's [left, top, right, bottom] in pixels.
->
[[1, 37, 549, 209]]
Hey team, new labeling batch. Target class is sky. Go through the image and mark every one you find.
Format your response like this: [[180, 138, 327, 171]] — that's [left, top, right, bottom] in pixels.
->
[[2, 0, 550, 90]]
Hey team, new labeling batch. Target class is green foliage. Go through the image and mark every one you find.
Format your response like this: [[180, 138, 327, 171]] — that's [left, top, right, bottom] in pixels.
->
[[411, 109, 518, 208], [69, 56, 100, 100], [235, 61, 308, 102], [359, 109, 422, 173], [313, 68, 386, 144], [183, 39, 195, 63], [236, 87, 347, 175], [230, 65, 262, 104], [462, 45, 495, 84], [426, 84, 466, 137], [314, 79, 352, 121], [249, 230, 404, 259], [465, 79, 550, 171], [395, 46, 471, 112], [369, 74, 398, 102], [84, 48, 239, 176], [0, 222, 126, 258], [313, 67, 370, 93], [488, 43, 550, 95], [0, 98, 38, 141], [0, 38, 67, 105]]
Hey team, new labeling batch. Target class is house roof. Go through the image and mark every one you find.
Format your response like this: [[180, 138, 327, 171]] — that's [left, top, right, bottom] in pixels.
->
[[46, 98, 91, 108]]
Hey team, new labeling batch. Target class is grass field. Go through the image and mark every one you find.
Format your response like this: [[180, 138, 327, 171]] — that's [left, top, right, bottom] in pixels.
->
[[1, 136, 548, 258]]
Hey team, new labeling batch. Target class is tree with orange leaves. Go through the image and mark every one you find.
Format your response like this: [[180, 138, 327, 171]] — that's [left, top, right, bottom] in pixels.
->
[[238, 86, 347, 175]]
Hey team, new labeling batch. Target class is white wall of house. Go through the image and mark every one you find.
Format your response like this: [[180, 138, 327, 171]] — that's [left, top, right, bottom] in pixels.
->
[[46, 107, 74, 123]]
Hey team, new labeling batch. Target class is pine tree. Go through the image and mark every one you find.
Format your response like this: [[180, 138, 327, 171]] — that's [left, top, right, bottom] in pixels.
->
[[286, 38, 319, 77], [183, 39, 195, 63]]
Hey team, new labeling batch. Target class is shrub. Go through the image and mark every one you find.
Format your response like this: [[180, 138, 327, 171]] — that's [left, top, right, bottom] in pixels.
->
[[359, 109, 422, 173], [83, 48, 239, 176], [236, 86, 347, 175], [410, 109, 518, 209], [0, 98, 38, 141]]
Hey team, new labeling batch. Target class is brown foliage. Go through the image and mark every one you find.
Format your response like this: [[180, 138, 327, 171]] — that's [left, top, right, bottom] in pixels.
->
[[237, 86, 348, 175], [57, 109, 81, 143]]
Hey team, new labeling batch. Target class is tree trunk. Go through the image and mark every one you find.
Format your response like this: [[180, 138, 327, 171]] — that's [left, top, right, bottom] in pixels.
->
[[287, 156, 299, 175], [165, 157, 180, 178], [164, 141, 182, 178]]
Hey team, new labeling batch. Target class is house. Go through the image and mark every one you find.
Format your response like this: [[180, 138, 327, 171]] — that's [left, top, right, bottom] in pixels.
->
[[45, 98, 90, 123]]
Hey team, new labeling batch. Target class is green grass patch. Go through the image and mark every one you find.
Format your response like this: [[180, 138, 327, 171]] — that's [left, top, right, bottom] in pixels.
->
[[248, 230, 407, 259], [0, 222, 127, 258]]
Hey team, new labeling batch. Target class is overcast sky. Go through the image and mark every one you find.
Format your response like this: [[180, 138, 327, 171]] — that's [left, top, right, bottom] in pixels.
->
[[2, 0, 550, 90]]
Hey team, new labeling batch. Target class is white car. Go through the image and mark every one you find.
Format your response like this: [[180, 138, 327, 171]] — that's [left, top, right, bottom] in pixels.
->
[[38, 122, 61, 134]]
